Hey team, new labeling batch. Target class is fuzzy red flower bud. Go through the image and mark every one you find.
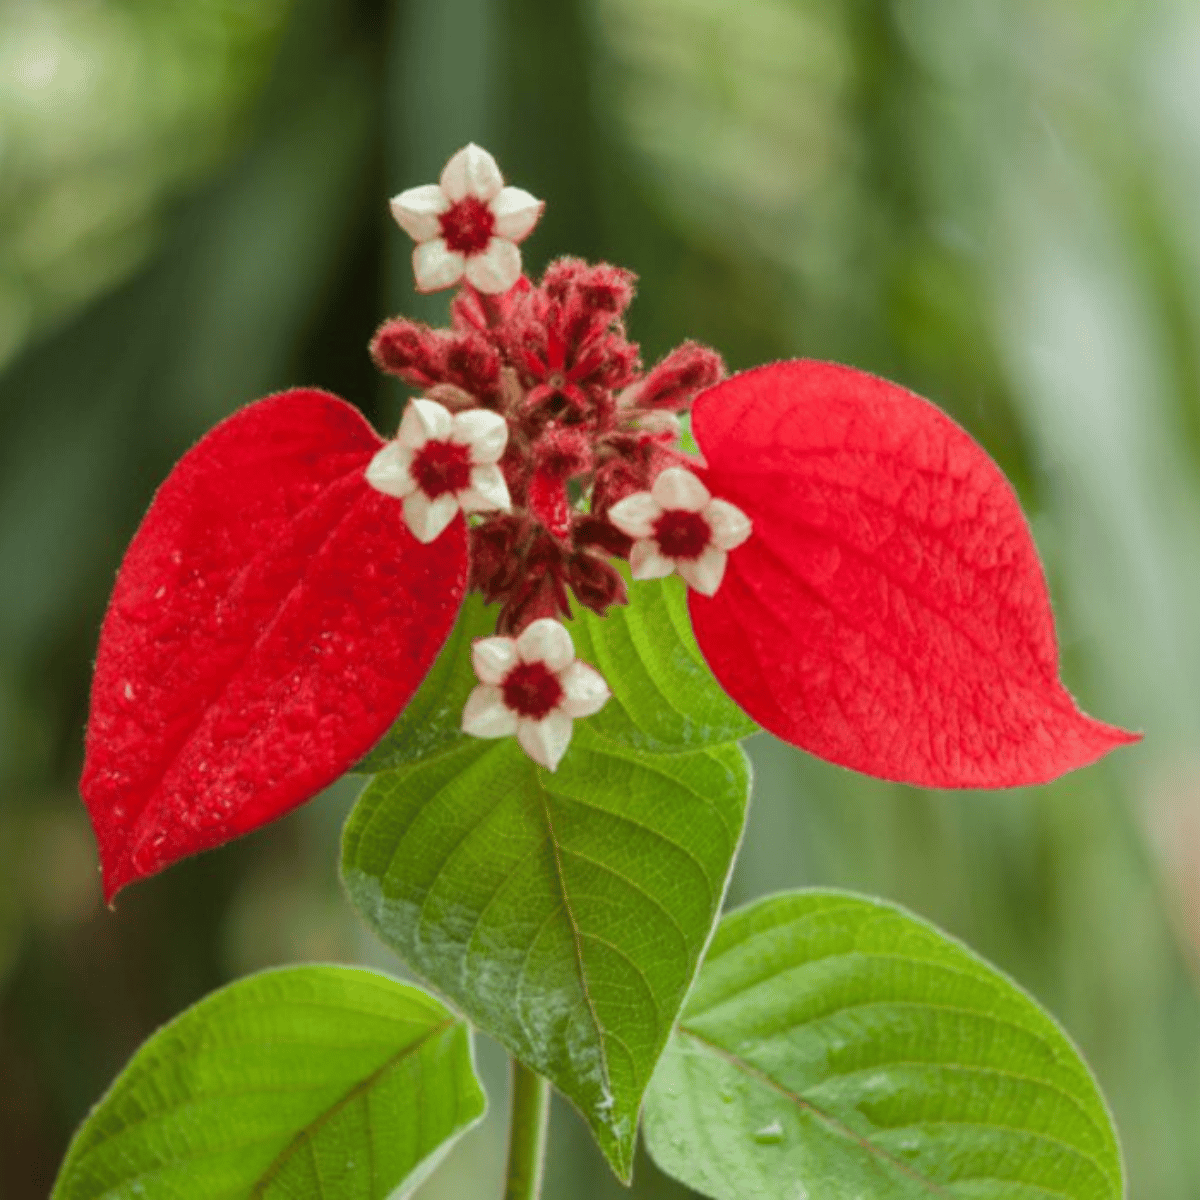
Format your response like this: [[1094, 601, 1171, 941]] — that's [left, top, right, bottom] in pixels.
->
[[469, 515, 527, 600], [567, 551, 628, 615], [573, 514, 633, 559], [370, 320, 501, 404], [541, 257, 636, 316], [630, 341, 726, 411], [370, 318, 444, 386], [533, 424, 593, 480], [497, 536, 571, 634]]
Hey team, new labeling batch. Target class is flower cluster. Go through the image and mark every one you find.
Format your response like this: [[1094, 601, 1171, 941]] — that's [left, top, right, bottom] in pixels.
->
[[80, 143, 1134, 899], [368, 146, 762, 765]]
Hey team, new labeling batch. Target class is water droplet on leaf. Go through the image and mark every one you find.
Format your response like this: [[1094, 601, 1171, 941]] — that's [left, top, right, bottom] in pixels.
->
[[752, 1120, 784, 1145]]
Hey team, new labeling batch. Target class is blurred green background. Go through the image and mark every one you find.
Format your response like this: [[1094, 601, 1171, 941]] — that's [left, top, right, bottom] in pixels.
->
[[2, 0, 1199, 1194]]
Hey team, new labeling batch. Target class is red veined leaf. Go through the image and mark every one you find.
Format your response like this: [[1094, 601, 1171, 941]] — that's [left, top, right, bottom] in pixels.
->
[[81, 389, 468, 900], [689, 360, 1138, 788]]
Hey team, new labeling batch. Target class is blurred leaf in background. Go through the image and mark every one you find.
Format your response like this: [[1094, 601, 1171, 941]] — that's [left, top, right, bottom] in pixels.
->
[[3, 0, 1200, 1197]]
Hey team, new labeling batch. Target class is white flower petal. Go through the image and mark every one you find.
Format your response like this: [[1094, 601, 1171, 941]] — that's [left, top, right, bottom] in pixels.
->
[[677, 546, 727, 596], [364, 442, 416, 498], [462, 685, 519, 738], [652, 466, 710, 512], [517, 711, 573, 772], [398, 397, 453, 448], [452, 408, 508, 463], [558, 661, 611, 719], [472, 636, 519, 685], [704, 498, 752, 552], [459, 463, 511, 513], [403, 490, 460, 543], [516, 618, 574, 672], [440, 143, 504, 203], [389, 184, 448, 242], [629, 538, 676, 581], [413, 238, 465, 292], [607, 492, 661, 539], [464, 238, 522, 294], [491, 187, 544, 242]]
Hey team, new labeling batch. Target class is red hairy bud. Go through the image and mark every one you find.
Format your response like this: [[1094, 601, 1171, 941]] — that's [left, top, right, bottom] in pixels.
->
[[533, 425, 592, 480], [541, 258, 636, 316], [573, 514, 633, 559], [370, 321, 501, 405], [631, 341, 726, 411], [370, 319, 444, 386], [497, 534, 571, 634], [469, 516, 527, 600], [567, 552, 627, 615], [590, 459, 649, 519]]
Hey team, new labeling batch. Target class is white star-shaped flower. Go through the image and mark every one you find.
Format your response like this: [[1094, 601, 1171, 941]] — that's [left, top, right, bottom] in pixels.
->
[[366, 397, 511, 543], [607, 466, 752, 596], [461, 618, 610, 771], [389, 144, 544, 295]]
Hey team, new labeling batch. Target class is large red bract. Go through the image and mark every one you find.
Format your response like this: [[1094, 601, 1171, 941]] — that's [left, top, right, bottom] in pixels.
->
[[81, 390, 468, 900], [689, 360, 1137, 788]]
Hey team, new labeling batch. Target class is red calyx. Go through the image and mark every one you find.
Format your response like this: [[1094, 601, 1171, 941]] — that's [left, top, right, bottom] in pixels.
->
[[411, 439, 472, 497], [654, 510, 710, 560], [372, 259, 724, 634], [502, 662, 564, 719], [439, 196, 496, 255]]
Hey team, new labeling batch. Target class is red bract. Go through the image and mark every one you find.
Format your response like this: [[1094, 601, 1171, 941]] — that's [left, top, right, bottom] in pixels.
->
[[81, 390, 467, 900], [688, 360, 1138, 787], [80, 146, 1136, 898]]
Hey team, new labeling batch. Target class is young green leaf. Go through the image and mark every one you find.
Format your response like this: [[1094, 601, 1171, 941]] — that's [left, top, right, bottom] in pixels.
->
[[644, 890, 1123, 1200], [569, 572, 758, 754], [341, 730, 750, 1182], [357, 572, 757, 775], [53, 966, 486, 1199]]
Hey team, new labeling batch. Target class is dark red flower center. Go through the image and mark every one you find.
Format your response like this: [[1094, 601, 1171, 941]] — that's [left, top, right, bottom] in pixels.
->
[[502, 662, 564, 719], [439, 196, 495, 255], [654, 509, 711, 560], [411, 440, 472, 498]]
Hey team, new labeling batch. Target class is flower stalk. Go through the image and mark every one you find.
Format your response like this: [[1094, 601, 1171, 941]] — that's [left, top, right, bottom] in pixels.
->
[[504, 1059, 551, 1200]]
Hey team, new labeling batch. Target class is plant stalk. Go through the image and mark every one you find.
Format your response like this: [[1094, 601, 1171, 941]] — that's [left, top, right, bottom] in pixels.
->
[[503, 1058, 550, 1200]]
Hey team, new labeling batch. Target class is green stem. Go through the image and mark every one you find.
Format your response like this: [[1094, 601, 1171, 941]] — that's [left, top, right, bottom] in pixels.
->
[[503, 1058, 550, 1200]]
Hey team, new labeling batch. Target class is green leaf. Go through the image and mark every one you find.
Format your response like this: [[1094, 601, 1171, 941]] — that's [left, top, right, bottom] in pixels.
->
[[359, 572, 755, 774], [341, 729, 751, 1182], [53, 966, 486, 1199], [569, 572, 758, 754], [644, 890, 1124, 1200]]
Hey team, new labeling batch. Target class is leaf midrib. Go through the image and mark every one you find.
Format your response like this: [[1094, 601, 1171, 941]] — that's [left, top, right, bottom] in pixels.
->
[[533, 773, 613, 1109], [249, 1016, 457, 1197], [677, 1025, 954, 1197]]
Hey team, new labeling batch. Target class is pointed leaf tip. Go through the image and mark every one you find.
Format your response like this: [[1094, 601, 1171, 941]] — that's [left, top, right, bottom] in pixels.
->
[[689, 359, 1137, 788], [81, 389, 468, 899]]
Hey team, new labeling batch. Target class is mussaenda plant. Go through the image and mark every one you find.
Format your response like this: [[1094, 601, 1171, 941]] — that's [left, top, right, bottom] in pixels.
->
[[58, 145, 1137, 1200]]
